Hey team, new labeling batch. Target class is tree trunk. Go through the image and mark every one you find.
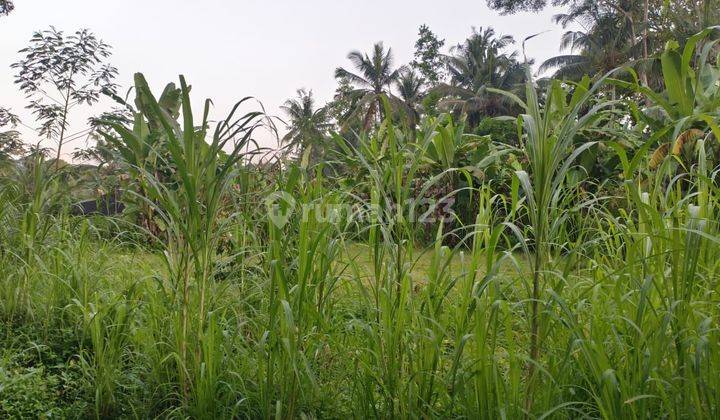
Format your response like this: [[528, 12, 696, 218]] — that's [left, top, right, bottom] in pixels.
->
[[640, 0, 650, 88], [55, 85, 73, 170]]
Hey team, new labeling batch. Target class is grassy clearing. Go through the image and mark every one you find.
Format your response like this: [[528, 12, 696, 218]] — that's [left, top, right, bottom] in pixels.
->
[[342, 242, 527, 285]]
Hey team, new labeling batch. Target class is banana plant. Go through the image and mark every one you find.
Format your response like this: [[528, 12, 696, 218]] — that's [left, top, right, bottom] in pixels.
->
[[613, 27, 720, 170], [98, 74, 183, 237], [423, 113, 494, 172], [422, 113, 508, 231]]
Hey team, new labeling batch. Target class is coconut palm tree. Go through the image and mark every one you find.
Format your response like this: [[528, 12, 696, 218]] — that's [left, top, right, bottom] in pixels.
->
[[540, 3, 636, 81], [334, 42, 404, 130], [280, 89, 331, 162], [434, 27, 527, 127], [394, 69, 424, 130], [540, 23, 630, 81], [541, 0, 719, 90]]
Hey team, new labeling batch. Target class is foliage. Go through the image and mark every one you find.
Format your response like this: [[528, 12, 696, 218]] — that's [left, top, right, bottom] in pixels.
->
[[2, 20, 720, 420], [0, 353, 87, 418], [11, 27, 117, 167], [651, 1, 719, 48], [540, 3, 636, 80], [613, 27, 720, 170], [0, 0, 13, 16], [434, 27, 527, 126], [474, 116, 518, 145], [334, 42, 405, 129], [486, 0, 551, 14], [101, 73, 264, 415], [0, 107, 25, 160], [281, 89, 331, 162], [411, 24, 446, 86], [393, 69, 424, 129], [490, 68, 616, 407], [326, 76, 355, 128]]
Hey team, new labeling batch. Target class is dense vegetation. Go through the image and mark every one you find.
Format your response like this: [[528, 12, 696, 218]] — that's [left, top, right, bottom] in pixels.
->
[[1, 2, 720, 418]]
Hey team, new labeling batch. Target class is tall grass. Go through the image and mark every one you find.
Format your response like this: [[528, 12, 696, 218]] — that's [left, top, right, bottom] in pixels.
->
[[102, 72, 265, 416], [1, 57, 719, 419], [489, 70, 618, 411]]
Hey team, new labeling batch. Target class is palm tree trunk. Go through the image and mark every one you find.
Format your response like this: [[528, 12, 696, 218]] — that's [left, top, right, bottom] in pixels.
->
[[376, 94, 385, 126], [640, 0, 649, 87], [363, 100, 377, 131]]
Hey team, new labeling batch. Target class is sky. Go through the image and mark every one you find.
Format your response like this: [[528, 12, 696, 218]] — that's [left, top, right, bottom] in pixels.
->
[[0, 0, 574, 158]]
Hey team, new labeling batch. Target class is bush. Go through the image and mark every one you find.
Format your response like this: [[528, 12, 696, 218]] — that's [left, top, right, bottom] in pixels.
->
[[474, 117, 517, 146]]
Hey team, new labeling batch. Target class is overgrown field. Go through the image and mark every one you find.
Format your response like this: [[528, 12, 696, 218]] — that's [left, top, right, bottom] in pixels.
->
[[2, 32, 720, 419]]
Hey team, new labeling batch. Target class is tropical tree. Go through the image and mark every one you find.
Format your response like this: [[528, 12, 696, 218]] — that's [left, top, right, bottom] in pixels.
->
[[0, 0, 14, 16], [496, 0, 718, 87], [486, 0, 551, 14], [280, 88, 331, 162], [653, 0, 720, 46], [411, 25, 446, 86], [612, 28, 720, 171], [540, 12, 633, 80], [72, 105, 134, 165], [394, 70, 424, 130], [12, 27, 117, 169], [0, 108, 24, 161], [540, 1, 652, 84], [434, 27, 527, 127], [334, 42, 404, 130]]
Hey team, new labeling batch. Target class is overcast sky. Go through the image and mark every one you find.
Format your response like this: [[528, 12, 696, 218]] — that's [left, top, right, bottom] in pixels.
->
[[0, 0, 574, 157]]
